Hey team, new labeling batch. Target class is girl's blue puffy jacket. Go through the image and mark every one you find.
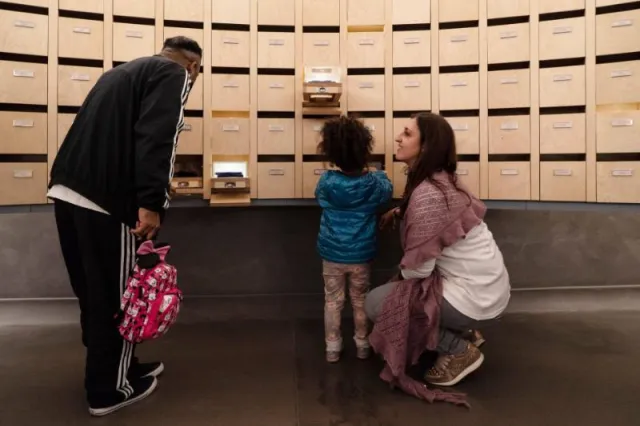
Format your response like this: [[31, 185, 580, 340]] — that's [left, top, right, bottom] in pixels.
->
[[315, 170, 393, 264]]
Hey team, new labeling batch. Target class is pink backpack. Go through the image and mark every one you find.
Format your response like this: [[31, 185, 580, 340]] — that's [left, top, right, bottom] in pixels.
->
[[117, 240, 183, 343]]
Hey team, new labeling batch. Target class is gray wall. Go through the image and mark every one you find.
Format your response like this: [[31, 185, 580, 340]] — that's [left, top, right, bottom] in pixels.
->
[[1, 204, 639, 299]]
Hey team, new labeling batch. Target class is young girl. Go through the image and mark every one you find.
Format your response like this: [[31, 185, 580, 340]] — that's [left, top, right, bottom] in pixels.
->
[[315, 115, 393, 363]]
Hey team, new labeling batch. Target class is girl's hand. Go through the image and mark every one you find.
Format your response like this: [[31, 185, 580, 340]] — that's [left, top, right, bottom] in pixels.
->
[[379, 207, 400, 230]]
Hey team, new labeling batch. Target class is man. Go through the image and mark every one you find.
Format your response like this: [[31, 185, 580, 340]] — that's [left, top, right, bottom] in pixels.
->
[[48, 36, 202, 417]]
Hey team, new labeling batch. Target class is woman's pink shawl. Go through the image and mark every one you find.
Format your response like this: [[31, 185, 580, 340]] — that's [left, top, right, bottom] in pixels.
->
[[368, 172, 487, 407]]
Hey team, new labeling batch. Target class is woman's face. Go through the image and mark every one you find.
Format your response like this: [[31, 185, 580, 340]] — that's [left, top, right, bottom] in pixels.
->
[[395, 118, 422, 165]]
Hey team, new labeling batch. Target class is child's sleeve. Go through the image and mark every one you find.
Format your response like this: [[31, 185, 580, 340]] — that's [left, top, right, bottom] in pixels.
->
[[315, 172, 330, 207], [373, 171, 393, 205]]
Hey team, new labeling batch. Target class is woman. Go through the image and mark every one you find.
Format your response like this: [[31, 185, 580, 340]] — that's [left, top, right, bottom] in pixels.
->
[[364, 112, 510, 406]]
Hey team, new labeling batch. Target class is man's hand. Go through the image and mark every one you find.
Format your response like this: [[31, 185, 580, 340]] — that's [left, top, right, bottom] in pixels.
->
[[131, 208, 161, 240], [379, 207, 400, 230]]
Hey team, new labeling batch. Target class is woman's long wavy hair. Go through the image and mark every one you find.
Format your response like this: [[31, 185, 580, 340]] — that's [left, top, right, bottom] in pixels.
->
[[399, 112, 461, 216]]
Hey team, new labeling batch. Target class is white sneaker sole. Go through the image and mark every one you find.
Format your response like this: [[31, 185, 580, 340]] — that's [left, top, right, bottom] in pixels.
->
[[429, 353, 485, 387], [145, 363, 165, 378], [89, 378, 158, 417]]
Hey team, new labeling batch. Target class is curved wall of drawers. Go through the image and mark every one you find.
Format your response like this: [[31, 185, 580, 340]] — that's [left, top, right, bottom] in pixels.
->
[[0, 0, 638, 206]]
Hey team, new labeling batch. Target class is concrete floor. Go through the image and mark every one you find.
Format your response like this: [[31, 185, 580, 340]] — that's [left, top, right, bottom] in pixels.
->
[[1, 312, 639, 426]]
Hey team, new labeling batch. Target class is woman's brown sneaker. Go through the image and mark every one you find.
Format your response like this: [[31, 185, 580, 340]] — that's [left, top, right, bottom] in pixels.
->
[[424, 343, 484, 387], [462, 329, 486, 347]]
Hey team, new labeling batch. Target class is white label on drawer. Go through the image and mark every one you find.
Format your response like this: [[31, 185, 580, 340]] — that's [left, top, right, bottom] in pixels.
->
[[269, 39, 285, 46], [450, 34, 468, 42], [404, 38, 421, 44], [404, 81, 421, 88], [451, 80, 468, 87], [500, 121, 519, 130], [553, 74, 573, 82], [71, 74, 90, 81], [553, 26, 573, 34], [553, 121, 573, 129], [365, 125, 376, 132], [268, 125, 284, 132], [500, 31, 518, 39], [452, 123, 469, 131], [500, 78, 518, 85], [610, 70, 632, 78], [269, 83, 284, 89], [553, 169, 573, 176], [501, 169, 519, 176], [611, 118, 634, 127], [222, 124, 240, 132], [359, 38, 375, 45], [611, 19, 633, 28], [268, 169, 285, 176], [183, 124, 192, 131], [223, 82, 239, 88], [313, 125, 322, 131], [13, 169, 33, 179], [73, 27, 91, 34], [125, 30, 144, 38], [313, 40, 330, 46], [12, 69, 34, 78], [314, 169, 327, 175], [12, 119, 34, 128], [358, 82, 374, 89], [611, 169, 633, 177], [223, 37, 239, 44], [456, 169, 469, 176], [13, 20, 35, 28]]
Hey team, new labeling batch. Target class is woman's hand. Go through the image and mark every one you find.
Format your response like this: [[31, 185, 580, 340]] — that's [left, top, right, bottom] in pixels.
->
[[379, 207, 400, 230]]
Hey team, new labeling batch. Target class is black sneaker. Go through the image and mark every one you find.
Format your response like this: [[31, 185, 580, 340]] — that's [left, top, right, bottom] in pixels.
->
[[128, 361, 165, 379], [89, 377, 158, 417]]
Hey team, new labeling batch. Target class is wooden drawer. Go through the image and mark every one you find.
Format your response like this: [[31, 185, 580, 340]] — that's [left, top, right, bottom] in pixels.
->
[[393, 31, 431, 68], [59, 0, 103, 13], [186, 75, 203, 110], [439, 28, 479, 67], [257, 75, 295, 111], [211, 117, 250, 155], [0, 61, 47, 105], [393, 74, 432, 111], [258, 0, 295, 25], [212, 30, 251, 68], [258, 32, 295, 69], [596, 61, 640, 105], [113, 23, 155, 63], [58, 65, 103, 107], [303, 0, 340, 26], [348, 0, 385, 25], [597, 161, 640, 203], [596, 0, 637, 6], [0, 163, 48, 205], [303, 33, 340, 66], [176, 117, 203, 155], [211, 74, 250, 111], [3, 0, 48, 6], [392, 162, 407, 199], [347, 32, 385, 69], [540, 162, 587, 202], [488, 0, 530, 19], [489, 115, 531, 154], [362, 117, 385, 155], [257, 162, 295, 199], [164, 0, 204, 22], [439, 0, 478, 22], [456, 162, 480, 197], [302, 118, 324, 155], [0, 10, 48, 56], [596, 9, 640, 57], [347, 75, 385, 111], [57, 113, 75, 149], [213, 0, 250, 24], [488, 162, 531, 200], [303, 162, 334, 198], [393, 0, 431, 24], [488, 23, 530, 64], [539, 17, 586, 61], [540, 113, 586, 154], [164, 27, 204, 48], [59, 18, 104, 60], [113, 0, 155, 18], [596, 110, 640, 153], [257, 119, 295, 155], [488, 69, 530, 109], [446, 117, 479, 154], [539, 0, 585, 13], [540, 65, 586, 107], [0, 112, 47, 154], [439, 72, 480, 110]]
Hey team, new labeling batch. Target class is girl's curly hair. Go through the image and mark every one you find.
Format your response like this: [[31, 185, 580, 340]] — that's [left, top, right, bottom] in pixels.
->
[[317, 115, 373, 173]]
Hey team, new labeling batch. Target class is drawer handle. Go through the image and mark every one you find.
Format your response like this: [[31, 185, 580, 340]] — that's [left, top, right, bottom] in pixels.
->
[[456, 169, 469, 176], [12, 69, 34, 78], [500, 169, 519, 176], [71, 74, 90, 81], [13, 169, 33, 179], [268, 169, 285, 176], [313, 125, 322, 131], [222, 82, 239, 88], [313, 40, 330, 46], [125, 31, 144, 39], [553, 74, 573, 82], [404, 38, 421, 44], [12, 119, 34, 128], [404, 81, 421, 88], [269, 83, 284, 89], [552, 26, 573, 34], [450, 34, 468, 43], [451, 80, 468, 87], [611, 19, 633, 28], [314, 169, 327, 175], [500, 31, 518, 39], [452, 123, 469, 131], [183, 124, 193, 131], [358, 82, 374, 89], [610, 70, 632, 78], [358, 38, 375, 46], [553, 169, 573, 177], [611, 169, 633, 177], [553, 121, 573, 129], [268, 125, 285, 132], [73, 27, 92, 34], [222, 124, 240, 132], [611, 118, 634, 127], [13, 20, 36, 29], [500, 78, 518, 85], [223, 37, 239, 44], [268, 39, 285, 46], [500, 122, 519, 130]]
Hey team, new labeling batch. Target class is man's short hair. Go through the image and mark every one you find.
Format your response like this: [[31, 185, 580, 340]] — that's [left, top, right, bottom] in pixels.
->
[[163, 36, 202, 58]]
